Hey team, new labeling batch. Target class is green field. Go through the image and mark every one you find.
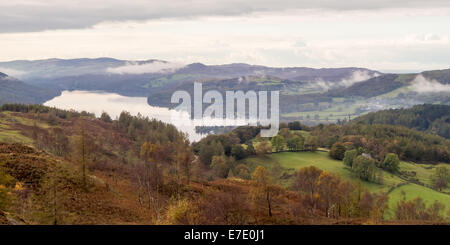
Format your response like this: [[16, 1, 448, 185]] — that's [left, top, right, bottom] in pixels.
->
[[241, 151, 450, 219], [0, 129, 33, 144], [399, 161, 450, 192], [0, 112, 36, 144], [386, 183, 450, 219], [245, 151, 401, 192]]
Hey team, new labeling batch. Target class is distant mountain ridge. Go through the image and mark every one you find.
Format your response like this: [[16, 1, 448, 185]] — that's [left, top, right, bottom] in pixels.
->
[[0, 57, 378, 82], [0, 58, 449, 124], [0, 58, 380, 98]]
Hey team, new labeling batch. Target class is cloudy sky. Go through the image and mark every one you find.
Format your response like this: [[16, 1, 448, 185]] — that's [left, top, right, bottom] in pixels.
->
[[1, 0, 449, 72]]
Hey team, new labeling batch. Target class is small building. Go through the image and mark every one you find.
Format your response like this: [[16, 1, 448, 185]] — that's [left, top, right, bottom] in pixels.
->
[[362, 153, 372, 159]]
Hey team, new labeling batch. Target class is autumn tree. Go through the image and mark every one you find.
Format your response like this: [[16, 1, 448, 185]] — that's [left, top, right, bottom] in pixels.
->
[[194, 187, 250, 225], [271, 135, 285, 152], [136, 142, 166, 220], [329, 142, 346, 160], [372, 192, 389, 222], [246, 143, 256, 156], [250, 166, 281, 217], [279, 127, 291, 139], [317, 171, 341, 217], [74, 120, 94, 192], [162, 199, 197, 225], [255, 139, 272, 155], [287, 135, 304, 152], [100, 111, 112, 122], [432, 166, 449, 191], [211, 155, 230, 178], [50, 128, 69, 157], [380, 153, 400, 173], [352, 155, 378, 182], [335, 180, 357, 218], [173, 140, 195, 185], [198, 140, 224, 166], [34, 165, 71, 225], [230, 145, 247, 160], [395, 192, 446, 221], [358, 191, 389, 221], [292, 166, 323, 213], [234, 164, 251, 180], [343, 149, 358, 167], [305, 136, 319, 152]]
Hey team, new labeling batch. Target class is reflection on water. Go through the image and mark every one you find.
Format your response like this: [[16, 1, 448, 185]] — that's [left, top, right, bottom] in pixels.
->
[[44, 90, 206, 142]]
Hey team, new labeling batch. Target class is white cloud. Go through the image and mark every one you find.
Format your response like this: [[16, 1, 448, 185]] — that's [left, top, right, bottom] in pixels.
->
[[311, 70, 380, 91], [340, 70, 380, 87], [106, 61, 185, 74], [409, 74, 450, 93]]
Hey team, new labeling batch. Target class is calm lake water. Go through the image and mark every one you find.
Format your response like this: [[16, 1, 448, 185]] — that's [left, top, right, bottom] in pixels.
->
[[44, 90, 206, 142]]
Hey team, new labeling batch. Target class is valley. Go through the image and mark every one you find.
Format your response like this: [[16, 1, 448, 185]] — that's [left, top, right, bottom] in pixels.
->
[[1, 59, 449, 126], [0, 59, 449, 225]]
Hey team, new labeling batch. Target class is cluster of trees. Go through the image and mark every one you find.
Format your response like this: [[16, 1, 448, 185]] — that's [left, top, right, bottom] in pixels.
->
[[395, 192, 446, 221], [194, 125, 320, 179], [292, 166, 448, 221], [111, 111, 197, 220], [1, 103, 94, 120], [353, 104, 450, 139], [286, 121, 310, 131], [268, 127, 308, 153], [312, 123, 450, 163], [117, 111, 186, 145], [330, 142, 401, 183], [160, 164, 448, 224], [133, 139, 194, 219], [193, 134, 254, 180], [292, 166, 388, 220], [193, 126, 262, 179]]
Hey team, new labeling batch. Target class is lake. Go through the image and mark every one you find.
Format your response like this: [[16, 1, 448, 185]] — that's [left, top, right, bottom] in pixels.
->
[[44, 90, 207, 142]]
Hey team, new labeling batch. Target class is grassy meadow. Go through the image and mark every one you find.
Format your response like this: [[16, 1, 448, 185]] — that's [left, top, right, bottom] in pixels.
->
[[241, 151, 450, 219]]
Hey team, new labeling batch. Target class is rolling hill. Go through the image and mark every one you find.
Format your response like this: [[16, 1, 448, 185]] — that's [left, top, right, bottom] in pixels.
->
[[0, 72, 60, 105], [241, 151, 450, 219], [353, 104, 450, 139]]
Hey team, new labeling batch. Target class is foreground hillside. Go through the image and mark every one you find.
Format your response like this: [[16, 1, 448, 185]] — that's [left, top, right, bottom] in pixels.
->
[[1, 104, 449, 224], [0, 105, 358, 224]]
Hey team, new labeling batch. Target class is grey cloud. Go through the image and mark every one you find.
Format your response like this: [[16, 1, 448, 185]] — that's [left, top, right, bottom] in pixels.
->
[[1, 0, 450, 33]]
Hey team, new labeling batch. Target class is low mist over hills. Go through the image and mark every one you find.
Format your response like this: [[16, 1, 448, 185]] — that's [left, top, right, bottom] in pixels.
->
[[0, 58, 379, 97]]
